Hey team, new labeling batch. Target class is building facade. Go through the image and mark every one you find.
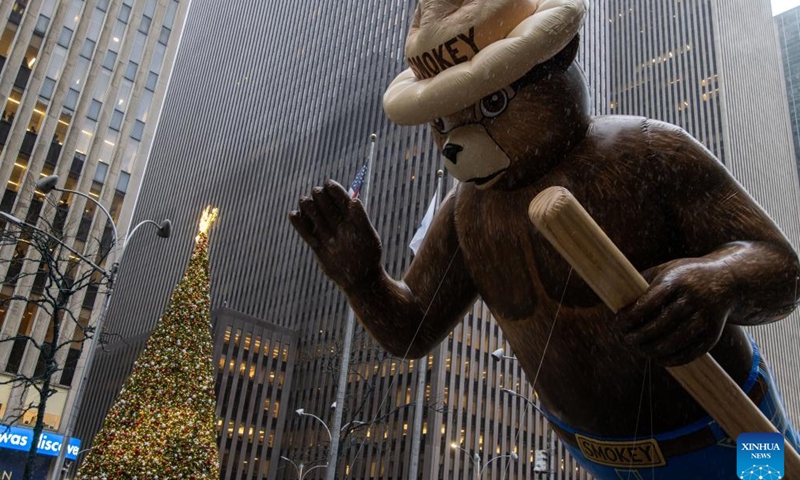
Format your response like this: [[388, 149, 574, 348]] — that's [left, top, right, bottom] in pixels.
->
[[76, 1, 799, 480], [212, 307, 299, 480], [777, 6, 800, 185], [0, 0, 190, 476]]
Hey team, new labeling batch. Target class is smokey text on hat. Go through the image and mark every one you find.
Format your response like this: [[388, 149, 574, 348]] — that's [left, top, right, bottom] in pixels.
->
[[407, 27, 480, 80]]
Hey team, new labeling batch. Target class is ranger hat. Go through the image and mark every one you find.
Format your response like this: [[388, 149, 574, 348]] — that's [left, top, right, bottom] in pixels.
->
[[383, 0, 587, 125]]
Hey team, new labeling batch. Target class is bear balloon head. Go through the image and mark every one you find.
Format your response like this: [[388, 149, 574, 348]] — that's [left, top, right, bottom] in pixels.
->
[[429, 37, 590, 190]]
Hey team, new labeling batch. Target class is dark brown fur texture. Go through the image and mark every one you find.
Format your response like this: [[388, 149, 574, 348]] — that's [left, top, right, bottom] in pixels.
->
[[289, 39, 800, 438]]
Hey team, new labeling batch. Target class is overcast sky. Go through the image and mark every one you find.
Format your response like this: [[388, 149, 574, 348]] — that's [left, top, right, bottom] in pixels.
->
[[773, 0, 800, 15]]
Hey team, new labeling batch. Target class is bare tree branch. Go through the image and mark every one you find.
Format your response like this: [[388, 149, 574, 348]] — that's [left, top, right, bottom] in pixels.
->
[[0, 192, 110, 480]]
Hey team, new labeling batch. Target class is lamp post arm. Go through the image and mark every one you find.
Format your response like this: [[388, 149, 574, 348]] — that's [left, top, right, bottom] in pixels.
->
[[479, 454, 517, 478], [301, 412, 333, 443], [452, 444, 483, 480], [453, 445, 471, 457], [123, 220, 162, 252], [500, 388, 545, 416], [302, 463, 328, 479], [280, 456, 301, 479]]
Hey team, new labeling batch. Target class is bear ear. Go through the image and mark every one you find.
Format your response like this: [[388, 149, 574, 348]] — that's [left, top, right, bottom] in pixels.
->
[[549, 34, 580, 71]]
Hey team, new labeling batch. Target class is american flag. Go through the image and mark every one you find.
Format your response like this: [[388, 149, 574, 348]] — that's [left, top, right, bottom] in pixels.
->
[[347, 163, 369, 198]]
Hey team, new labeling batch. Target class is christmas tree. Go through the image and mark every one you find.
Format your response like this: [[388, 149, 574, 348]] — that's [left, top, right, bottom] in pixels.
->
[[78, 207, 220, 479]]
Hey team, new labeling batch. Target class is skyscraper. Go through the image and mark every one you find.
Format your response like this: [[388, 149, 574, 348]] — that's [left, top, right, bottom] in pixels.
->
[[77, 1, 799, 480], [0, 0, 190, 477], [776, 6, 800, 183]]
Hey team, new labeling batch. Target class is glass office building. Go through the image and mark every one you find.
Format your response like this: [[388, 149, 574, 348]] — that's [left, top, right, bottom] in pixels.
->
[[0, 0, 190, 477], [777, 6, 800, 184]]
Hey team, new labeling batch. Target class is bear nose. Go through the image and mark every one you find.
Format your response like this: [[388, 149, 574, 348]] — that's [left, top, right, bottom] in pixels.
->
[[442, 143, 463, 164]]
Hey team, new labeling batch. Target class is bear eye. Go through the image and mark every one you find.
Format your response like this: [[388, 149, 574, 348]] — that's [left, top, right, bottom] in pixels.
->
[[431, 117, 453, 134], [479, 90, 509, 118]]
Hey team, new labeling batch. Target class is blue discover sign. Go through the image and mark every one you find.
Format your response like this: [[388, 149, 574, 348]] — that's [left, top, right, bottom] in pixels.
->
[[0, 424, 81, 460]]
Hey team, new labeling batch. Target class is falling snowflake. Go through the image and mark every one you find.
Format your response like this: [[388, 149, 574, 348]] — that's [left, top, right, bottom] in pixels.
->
[[739, 465, 783, 480]]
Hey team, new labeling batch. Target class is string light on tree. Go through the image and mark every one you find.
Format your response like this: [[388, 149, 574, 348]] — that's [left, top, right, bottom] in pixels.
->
[[77, 207, 220, 479]]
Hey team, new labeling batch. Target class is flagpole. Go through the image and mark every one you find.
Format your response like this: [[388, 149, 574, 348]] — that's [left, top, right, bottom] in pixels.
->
[[326, 133, 377, 480], [408, 169, 443, 480]]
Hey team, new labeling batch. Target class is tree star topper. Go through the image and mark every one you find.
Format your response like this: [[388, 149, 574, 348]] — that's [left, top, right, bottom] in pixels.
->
[[196, 205, 219, 241]]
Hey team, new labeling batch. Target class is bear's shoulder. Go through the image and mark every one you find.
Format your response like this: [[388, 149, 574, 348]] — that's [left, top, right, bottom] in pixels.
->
[[563, 116, 721, 182], [583, 115, 713, 160]]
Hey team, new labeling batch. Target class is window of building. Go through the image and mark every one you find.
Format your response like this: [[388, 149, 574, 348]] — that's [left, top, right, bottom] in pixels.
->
[[46, 45, 66, 80], [63, 0, 83, 30], [75, 120, 95, 154], [94, 162, 108, 183], [35, 15, 50, 35], [40, 0, 57, 17], [0, 28, 16, 57], [139, 15, 152, 34], [0, 374, 12, 418], [129, 31, 147, 64], [94, 68, 111, 101], [87, 8, 104, 41], [110, 20, 126, 53], [80, 38, 95, 59], [122, 139, 138, 171], [146, 71, 158, 91], [137, 90, 152, 121], [6, 303, 37, 374], [98, 133, 116, 163], [165, 0, 179, 28], [145, 0, 158, 16], [57, 27, 72, 48], [124, 61, 137, 81], [159, 26, 171, 45], [40, 77, 55, 100], [70, 56, 89, 89], [22, 386, 67, 430], [117, 171, 130, 193], [150, 42, 166, 72], [96, 0, 110, 12], [64, 88, 79, 111], [55, 111, 70, 142], [88, 99, 101, 121], [131, 119, 145, 141], [118, 4, 131, 23], [60, 347, 82, 386], [110, 109, 124, 131], [103, 50, 117, 71]]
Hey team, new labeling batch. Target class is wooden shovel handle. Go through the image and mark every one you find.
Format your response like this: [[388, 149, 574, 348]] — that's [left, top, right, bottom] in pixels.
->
[[528, 186, 800, 472]]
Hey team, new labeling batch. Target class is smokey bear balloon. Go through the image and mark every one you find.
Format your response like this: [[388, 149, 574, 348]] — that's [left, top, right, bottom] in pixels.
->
[[289, 0, 800, 477]]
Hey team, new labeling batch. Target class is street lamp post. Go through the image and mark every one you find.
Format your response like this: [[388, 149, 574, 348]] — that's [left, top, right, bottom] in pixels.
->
[[33, 175, 171, 480], [285, 408, 337, 479], [478, 452, 519, 479], [500, 388, 556, 480], [450, 443, 518, 480], [490, 348, 516, 362], [295, 408, 333, 444], [280, 456, 305, 479]]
